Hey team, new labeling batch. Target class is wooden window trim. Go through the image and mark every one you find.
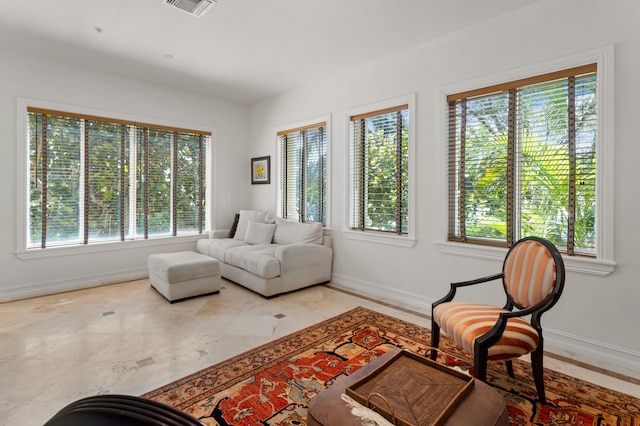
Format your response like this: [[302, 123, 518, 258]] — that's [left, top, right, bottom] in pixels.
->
[[447, 64, 597, 102], [350, 105, 408, 122], [26, 107, 212, 136], [277, 122, 326, 136]]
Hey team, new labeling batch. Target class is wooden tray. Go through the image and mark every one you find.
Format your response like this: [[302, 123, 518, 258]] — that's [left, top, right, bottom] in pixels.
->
[[345, 350, 474, 426]]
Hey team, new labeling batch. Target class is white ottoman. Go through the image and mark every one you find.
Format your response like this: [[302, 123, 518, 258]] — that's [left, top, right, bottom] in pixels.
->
[[148, 251, 221, 303]]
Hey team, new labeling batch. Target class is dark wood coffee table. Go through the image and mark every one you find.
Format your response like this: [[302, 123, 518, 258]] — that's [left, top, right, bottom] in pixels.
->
[[307, 349, 509, 426]]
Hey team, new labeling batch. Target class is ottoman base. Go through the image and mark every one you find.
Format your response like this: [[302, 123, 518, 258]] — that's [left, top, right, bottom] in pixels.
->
[[148, 251, 221, 303], [149, 272, 220, 304]]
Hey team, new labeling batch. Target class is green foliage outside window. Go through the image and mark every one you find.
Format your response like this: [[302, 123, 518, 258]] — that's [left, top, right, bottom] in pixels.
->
[[87, 121, 127, 240], [450, 71, 597, 255], [351, 108, 409, 234], [278, 124, 326, 224], [28, 110, 209, 249]]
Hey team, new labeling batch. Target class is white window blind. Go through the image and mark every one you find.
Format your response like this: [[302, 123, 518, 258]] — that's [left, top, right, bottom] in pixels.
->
[[86, 120, 128, 242], [27, 108, 211, 249], [349, 105, 409, 234], [277, 122, 326, 224], [175, 132, 206, 234], [448, 65, 597, 255]]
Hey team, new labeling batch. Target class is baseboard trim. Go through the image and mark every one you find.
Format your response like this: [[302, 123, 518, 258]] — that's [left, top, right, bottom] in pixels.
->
[[543, 328, 640, 380], [330, 273, 640, 380], [0, 268, 149, 303], [330, 272, 432, 314]]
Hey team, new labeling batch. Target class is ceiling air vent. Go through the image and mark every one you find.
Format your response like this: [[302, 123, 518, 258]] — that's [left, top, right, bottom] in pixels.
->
[[164, 0, 216, 17]]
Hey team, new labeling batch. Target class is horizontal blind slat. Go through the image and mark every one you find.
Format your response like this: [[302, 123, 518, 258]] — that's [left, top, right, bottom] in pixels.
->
[[27, 107, 212, 136], [276, 121, 326, 136], [350, 105, 409, 121], [447, 63, 597, 102]]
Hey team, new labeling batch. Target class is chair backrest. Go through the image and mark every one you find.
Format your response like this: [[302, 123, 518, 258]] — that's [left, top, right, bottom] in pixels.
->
[[502, 236, 565, 310]]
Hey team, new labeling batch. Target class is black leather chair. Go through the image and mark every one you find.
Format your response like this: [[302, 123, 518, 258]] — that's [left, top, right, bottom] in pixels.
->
[[44, 394, 205, 426]]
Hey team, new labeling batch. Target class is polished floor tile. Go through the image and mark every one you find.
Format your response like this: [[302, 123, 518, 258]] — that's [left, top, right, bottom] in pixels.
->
[[0, 278, 638, 425]]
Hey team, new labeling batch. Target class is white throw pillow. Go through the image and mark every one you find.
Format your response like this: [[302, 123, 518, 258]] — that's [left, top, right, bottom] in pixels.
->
[[244, 221, 276, 245], [273, 218, 323, 245], [233, 210, 269, 241]]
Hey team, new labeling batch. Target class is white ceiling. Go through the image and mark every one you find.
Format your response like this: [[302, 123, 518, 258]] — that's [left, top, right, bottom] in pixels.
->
[[0, 0, 539, 104]]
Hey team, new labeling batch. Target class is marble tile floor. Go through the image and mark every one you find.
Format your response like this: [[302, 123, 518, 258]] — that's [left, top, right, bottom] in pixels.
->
[[1, 279, 638, 425]]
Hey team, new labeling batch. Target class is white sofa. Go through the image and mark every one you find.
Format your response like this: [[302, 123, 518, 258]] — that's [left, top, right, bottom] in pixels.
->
[[196, 210, 332, 297]]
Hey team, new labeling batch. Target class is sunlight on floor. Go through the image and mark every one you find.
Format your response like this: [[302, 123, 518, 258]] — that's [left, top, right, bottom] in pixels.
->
[[0, 279, 638, 425]]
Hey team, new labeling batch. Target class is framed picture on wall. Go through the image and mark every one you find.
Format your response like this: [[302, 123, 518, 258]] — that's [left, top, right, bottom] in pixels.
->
[[251, 156, 270, 184]]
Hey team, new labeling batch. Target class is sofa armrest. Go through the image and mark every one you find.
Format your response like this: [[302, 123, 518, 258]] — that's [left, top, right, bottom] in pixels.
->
[[276, 243, 332, 263], [276, 244, 333, 291], [211, 229, 231, 239]]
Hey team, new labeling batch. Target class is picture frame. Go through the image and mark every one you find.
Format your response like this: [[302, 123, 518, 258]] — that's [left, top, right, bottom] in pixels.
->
[[251, 156, 270, 184]]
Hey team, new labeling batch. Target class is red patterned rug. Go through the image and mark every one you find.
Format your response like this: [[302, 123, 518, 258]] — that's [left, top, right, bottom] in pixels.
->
[[143, 307, 639, 425]]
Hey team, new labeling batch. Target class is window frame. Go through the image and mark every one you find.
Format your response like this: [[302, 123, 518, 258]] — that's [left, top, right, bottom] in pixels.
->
[[437, 46, 615, 276], [344, 94, 416, 247], [15, 98, 215, 260], [275, 114, 331, 226]]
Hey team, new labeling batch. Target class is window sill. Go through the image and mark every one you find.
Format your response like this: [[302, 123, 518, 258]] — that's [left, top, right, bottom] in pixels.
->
[[436, 241, 616, 276], [343, 229, 416, 248], [16, 234, 205, 260]]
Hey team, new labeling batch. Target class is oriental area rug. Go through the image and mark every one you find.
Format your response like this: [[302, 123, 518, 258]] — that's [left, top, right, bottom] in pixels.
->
[[143, 307, 639, 425]]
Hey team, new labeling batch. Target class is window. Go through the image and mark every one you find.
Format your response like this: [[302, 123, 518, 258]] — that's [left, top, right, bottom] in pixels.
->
[[24, 106, 211, 250], [277, 120, 327, 224], [447, 65, 598, 256], [349, 104, 410, 236]]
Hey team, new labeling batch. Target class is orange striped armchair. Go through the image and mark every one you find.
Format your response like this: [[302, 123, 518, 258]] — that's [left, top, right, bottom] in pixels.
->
[[430, 236, 565, 404]]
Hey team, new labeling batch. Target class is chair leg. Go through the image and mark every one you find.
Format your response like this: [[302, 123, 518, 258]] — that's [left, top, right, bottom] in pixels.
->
[[505, 360, 514, 378], [531, 347, 547, 404], [430, 318, 440, 361], [473, 347, 488, 382]]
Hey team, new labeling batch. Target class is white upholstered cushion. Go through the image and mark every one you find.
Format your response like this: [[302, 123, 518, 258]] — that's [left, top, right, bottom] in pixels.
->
[[233, 210, 269, 241], [148, 251, 220, 283], [225, 245, 280, 279], [197, 238, 248, 262], [272, 218, 323, 245], [244, 221, 276, 244]]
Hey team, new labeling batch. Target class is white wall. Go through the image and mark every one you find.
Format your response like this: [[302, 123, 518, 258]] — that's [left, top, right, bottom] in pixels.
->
[[249, 0, 640, 376], [0, 49, 251, 301]]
